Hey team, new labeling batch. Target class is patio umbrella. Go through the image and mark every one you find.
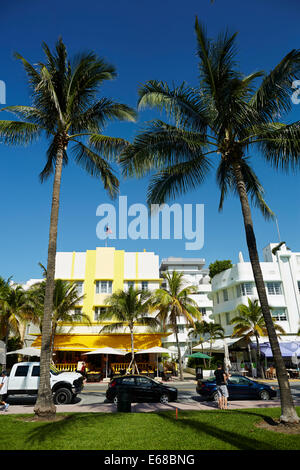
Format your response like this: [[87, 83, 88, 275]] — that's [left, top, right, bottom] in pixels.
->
[[83, 347, 127, 378], [188, 352, 211, 359], [135, 346, 171, 377], [6, 347, 41, 357]]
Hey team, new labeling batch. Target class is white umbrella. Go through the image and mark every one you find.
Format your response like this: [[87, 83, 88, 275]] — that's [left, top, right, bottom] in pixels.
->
[[6, 347, 41, 357], [83, 347, 127, 378], [84, 347, 126, 356], [135, 346, 171, 377], [223, 339, 231, 373]]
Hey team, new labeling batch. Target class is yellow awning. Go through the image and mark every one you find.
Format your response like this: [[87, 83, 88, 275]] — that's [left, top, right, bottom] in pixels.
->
[[31, 333, 166, 352]]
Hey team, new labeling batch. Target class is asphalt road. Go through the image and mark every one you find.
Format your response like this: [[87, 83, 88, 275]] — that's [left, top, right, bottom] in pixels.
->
[[5, 379, 300, 408]]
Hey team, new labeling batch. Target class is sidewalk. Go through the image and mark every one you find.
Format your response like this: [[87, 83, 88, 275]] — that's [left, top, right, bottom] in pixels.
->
[[3, 397, 300, 415]]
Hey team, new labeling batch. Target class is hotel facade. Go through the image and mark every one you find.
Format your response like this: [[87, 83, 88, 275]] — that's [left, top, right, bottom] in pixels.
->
[[27, 247, 166, 373], [210, 243, 300, 337], [159, 257, 213, 364]]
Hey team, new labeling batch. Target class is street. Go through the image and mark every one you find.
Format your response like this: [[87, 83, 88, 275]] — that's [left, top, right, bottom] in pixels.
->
[[5, 379, 300, 408]]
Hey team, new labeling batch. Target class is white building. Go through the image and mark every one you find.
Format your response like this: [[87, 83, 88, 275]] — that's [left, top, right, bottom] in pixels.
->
[[210, 242, 300, 337], [159, 257, 213, 364]]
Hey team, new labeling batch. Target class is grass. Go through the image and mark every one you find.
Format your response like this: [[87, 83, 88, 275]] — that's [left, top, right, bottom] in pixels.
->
[[0, 408, 299, 450]]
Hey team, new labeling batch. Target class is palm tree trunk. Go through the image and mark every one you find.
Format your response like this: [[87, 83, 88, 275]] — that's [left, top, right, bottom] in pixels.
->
[[255, 332, 264, 378], [233, 162, 299, 423], [174, 323, 183, 381], [34, 145, 64, 419], [127, 324, 138, 374]]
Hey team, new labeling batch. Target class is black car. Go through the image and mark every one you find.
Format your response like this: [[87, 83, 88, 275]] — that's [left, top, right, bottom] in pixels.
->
[[106, 374, 178, 404], [196, 374, 277, 401]]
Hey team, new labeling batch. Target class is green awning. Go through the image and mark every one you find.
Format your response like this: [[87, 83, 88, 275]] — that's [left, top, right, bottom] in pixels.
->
[[188, 352, 211, 359]]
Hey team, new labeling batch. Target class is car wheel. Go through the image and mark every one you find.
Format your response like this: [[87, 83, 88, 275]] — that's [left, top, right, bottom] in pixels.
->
[[159, 393, 169, 404], [212, 392, 219, 402], [113, 395, 118, 405], [54, 387, 72, 405], [259, 390, 270, 401]]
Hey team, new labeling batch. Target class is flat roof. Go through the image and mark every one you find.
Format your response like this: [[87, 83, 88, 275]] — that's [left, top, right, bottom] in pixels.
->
[[160, 257, 206, 268]]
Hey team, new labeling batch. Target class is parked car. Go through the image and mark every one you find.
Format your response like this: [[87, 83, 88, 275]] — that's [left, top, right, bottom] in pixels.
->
[[196, 374, 277, 401], [106, 374, 178, 404], [5, 362, 84, 404]]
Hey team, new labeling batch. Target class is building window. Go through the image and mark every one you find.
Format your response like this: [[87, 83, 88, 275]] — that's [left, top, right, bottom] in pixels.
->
[[94, 307, 109, 321], [225, 312, 230, 325], [125, 281, 135, 290], [223, 289, 228, 302], [96, 280, 112, 294], [237, 283, 253, 296], [297, 281, 300, 294], [272, 308, 287, 321], [141, 281, 148, 291], [216, 292, 219, 304], [74, 281, 84, 295], [70, 307, 82, 321], [198, 307, 206, 316], [266, 282, 282, 295], [177, 324, 185, 333]]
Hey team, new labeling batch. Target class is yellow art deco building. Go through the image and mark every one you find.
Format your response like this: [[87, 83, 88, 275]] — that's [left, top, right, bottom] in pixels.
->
[[31, 247, 166, 373]]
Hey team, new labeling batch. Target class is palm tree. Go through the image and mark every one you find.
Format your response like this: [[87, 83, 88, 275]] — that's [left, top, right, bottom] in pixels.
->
[[231, 298, 286, 378], [0, 283, 34, 368], [120, 19, 300, 423], [28, 278, 90, 356], [151, 271, 202, 380], [99, 286, 159, 374], [188, 320, 209, 367], [202, 321, 224, 368], [0, 39, 136, 419]]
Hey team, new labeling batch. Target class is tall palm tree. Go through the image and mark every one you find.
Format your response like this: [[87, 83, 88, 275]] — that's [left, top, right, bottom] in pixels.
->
[[99, 286, 159, 374], [202, 321, 224, 368], [188, 320, 209, 368], [0, 39, 136, 419], [120, 19, 300, 423], [151, 271, 202, 380], [0, 283, 34, 368], [231, 298, 286, 378], [28, 278, 90, 356]]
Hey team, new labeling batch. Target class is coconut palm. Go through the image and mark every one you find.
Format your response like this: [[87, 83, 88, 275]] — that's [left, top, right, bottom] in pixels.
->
[[231, 298, 286, 378], [151, 271, 202, 380], [202, 321, 224, 368], [99, 286, 159, 374], [28, 278, 90, 355], [120, 19, 300, 423], [188, 320, 209, 367], [0, 39, 136, 419], [0, 282, 35, 368]]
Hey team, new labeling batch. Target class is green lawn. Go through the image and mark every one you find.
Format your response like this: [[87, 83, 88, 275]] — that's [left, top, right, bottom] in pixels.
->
[[1, 408, 299, 450]]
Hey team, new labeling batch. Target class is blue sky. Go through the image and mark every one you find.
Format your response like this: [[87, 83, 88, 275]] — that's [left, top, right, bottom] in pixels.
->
[[1, 0, 300, 283]]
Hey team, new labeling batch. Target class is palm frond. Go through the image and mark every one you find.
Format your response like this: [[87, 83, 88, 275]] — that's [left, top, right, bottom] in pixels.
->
[[250, 48, 300, 120], [71, 140, 119, 198], [0, 120, 41, 145]]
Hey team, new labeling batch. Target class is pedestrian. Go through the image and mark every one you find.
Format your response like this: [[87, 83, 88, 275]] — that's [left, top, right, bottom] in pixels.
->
[[214, 362, 229, 410], [0, 370, 9, 412]]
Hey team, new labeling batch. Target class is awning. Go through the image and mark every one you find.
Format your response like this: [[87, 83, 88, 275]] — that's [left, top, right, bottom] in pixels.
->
[[251, 341, 300, 357], [31, 333, 164, 352], [193, 338, 241, 353]]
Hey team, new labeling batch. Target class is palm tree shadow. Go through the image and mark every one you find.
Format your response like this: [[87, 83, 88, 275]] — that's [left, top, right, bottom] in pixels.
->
[[158, 410, 278, 450], [25, 413, 113, 446]]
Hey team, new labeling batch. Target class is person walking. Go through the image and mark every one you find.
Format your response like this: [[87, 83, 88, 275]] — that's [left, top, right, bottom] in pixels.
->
[[0, 370, 9, 412], [214, 362, 229, 410]]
